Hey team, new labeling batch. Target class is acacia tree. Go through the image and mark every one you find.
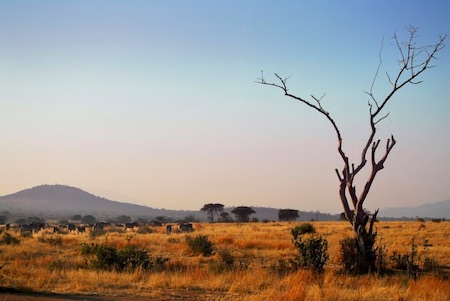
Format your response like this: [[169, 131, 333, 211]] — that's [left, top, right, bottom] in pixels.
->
[[116, 215, 132, 224], [231, 206, 256, 222], [219, 212, 233, 222], [278, 209, 299, 221], [81, 215, 97, 225], [201, 203, 224, 223], [258, 27, 446, 273]]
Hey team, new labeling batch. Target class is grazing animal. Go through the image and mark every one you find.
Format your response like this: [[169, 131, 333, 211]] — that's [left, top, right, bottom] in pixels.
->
[[166, 224, 172, 235], [125, 222, 139, 231], [179, 223, 194, 233], [19, 222, 45, 235], [91, 222, 111, 233], [20, 224, 33, 235], [77, 226, 86, 234], [31, 222, 45, 233], [67, 224, 76, 233]]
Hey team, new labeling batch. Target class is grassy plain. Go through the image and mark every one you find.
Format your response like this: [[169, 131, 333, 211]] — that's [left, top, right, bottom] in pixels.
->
[[0, 221, 449, 300]]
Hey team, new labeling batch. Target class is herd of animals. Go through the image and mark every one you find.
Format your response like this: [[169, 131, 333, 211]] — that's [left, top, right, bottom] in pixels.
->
[[1, 221, 195, 236]]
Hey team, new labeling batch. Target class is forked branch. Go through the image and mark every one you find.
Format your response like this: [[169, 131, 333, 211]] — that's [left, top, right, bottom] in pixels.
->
[[257, 27, 446, 228]]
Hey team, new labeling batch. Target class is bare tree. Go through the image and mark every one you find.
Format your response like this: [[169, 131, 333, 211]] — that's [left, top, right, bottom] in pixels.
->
[[258, 26, 446, 273]]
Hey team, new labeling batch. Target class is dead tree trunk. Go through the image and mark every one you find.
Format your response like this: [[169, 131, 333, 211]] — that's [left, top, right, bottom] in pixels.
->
[[258, 27, 446, 273]]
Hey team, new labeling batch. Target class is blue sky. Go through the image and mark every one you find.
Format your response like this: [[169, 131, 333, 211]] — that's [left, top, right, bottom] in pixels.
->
[[1, 1, 449, 214]]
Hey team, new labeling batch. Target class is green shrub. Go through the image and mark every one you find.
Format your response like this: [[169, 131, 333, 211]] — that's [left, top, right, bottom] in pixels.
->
[[119, 245, 153, 271], [389, 238, 419, 278], [339, 237, 358, 273], [374, 241, 388, 274], [81, 243, 167, 272], [339, 233, 385, 275], [0, 233, 20, 245], [390, 250, 412, 270], [185, 235, 214, 257], [82, 243, 120, 271], [388, 237, 441, 279], [291, 223, 315, 239], [293, 235, 328, 273]]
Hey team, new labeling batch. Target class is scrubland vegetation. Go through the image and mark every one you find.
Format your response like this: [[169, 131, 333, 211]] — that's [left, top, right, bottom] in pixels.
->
[[0, 221, 449, 300]]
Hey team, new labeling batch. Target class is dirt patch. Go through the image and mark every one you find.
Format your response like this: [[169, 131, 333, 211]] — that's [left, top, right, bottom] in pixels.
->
[[0, 287, 235, 301]]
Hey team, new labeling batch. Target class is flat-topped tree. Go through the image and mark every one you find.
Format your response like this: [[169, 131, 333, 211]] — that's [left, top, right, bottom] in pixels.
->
[[231, 206, 256, 223], [201, 203, 225, 223], [258, 27, 446, 274], [278, 209, 299, 221]]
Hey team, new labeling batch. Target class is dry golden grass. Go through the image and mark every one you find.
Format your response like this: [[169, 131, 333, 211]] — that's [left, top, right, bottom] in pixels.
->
[[0, 221, 449, 300]]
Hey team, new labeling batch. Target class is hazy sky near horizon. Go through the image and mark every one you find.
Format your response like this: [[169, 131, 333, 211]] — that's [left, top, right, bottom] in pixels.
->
[[1, 1, 449, 214]]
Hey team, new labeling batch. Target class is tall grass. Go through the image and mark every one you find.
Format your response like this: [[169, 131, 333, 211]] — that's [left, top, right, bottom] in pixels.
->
[[0, 221, 449, 300]]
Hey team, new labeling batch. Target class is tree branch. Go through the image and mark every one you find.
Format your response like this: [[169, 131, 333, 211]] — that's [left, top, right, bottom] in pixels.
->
[[366, 36, 385, 109], [257, 71, 343, 144], [257, 27, 446, 232], [373, 27, 446, 119]]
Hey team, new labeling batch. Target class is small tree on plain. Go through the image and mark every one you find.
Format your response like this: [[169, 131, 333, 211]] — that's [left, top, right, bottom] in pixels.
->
[[0, 216, 7, 225], [14, 219, 27, 225], [231, 206, 256, 222], [81, 215, 97, 225], [71, 215, 82, 221], [201, 203, 224, 223], [116, 215, 132, 224], [278, 209, 300, 221], [27, 216, 44, 224], [182, 214, 198, 223], [155, 216, 172, 223], [219, 212, 233, 223], [258, 27, 446, 274]]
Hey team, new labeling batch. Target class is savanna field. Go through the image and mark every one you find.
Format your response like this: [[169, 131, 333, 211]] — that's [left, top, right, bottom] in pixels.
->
[[0, 221, 449, 301]]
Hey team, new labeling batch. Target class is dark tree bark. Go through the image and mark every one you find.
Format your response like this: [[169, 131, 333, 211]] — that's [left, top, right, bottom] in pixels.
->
[[258, 27, 446, 273]]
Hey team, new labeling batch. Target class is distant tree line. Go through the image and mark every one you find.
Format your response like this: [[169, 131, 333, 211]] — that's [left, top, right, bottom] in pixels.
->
[[0, 205, 302, 226], [200, 203, 300, 223]]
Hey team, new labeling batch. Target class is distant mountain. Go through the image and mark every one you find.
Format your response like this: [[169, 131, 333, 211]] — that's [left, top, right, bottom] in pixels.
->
[[0, 184, 198, 220], [1, 184, 447, 221], [379, 199, 450, 219], [0, 184, 343, 222]]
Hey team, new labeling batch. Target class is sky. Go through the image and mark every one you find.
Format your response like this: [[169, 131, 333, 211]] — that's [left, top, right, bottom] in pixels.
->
[[1, 1, 449, 214]]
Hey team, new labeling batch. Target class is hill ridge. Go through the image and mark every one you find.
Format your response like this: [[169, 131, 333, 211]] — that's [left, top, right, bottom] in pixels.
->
[[0, 184, 449, 220], [0, 184, 341, 221], [0, 184, 196, 220]]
